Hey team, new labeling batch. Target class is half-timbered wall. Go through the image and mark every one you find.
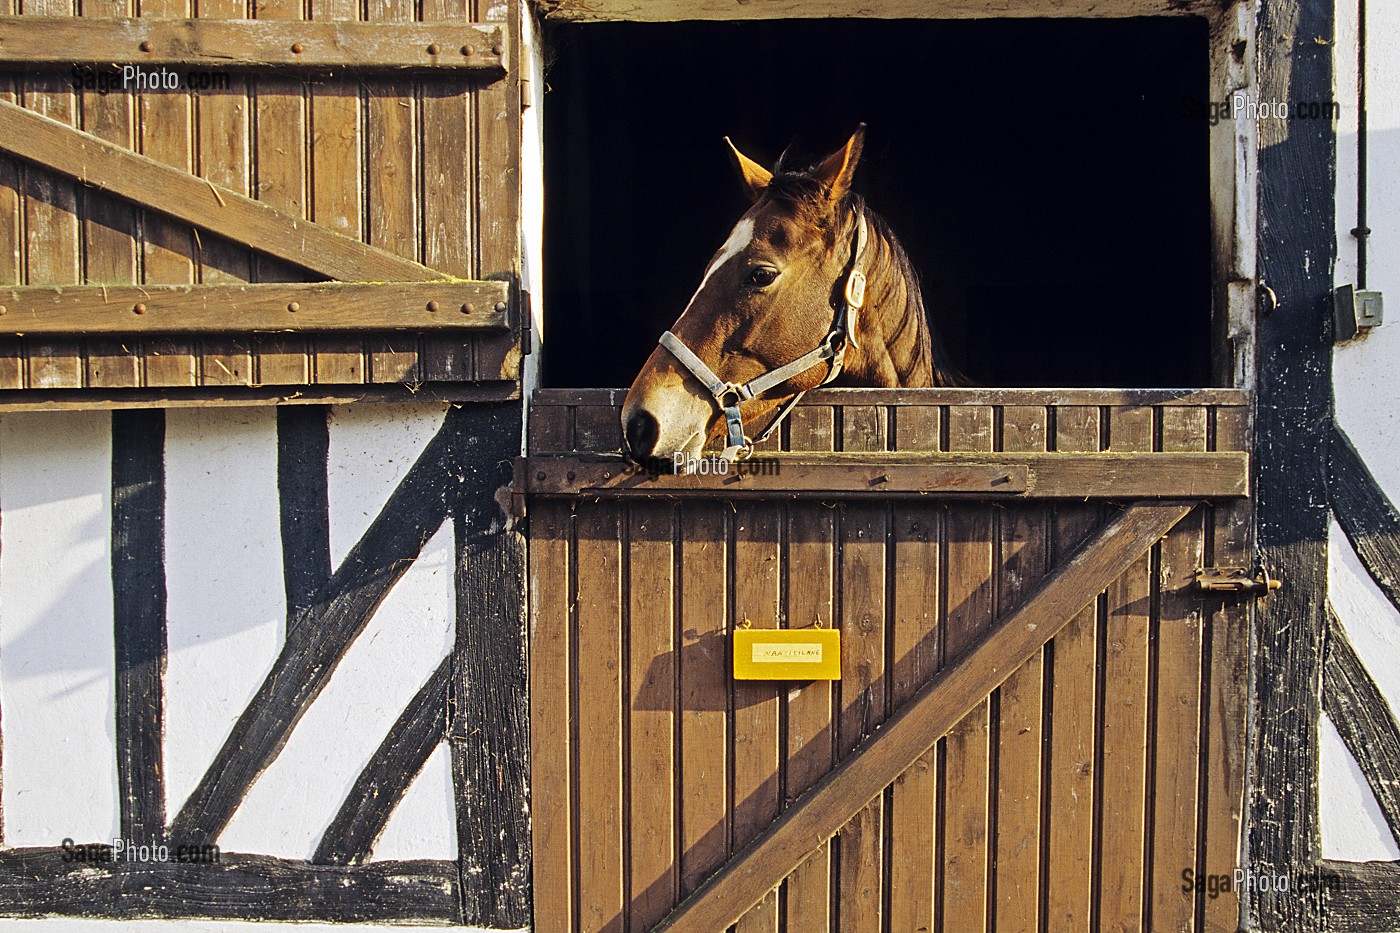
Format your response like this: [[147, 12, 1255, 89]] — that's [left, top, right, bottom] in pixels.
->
[[528, 388, 1252, 933], [0, 402, 529, 929]]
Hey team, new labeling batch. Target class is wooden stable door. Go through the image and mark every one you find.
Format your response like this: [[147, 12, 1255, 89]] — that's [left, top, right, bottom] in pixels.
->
[[526, 388, 1252, 933]]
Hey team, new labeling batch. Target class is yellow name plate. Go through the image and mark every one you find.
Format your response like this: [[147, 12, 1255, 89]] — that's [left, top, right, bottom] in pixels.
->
[[733, 628, 841, 681]]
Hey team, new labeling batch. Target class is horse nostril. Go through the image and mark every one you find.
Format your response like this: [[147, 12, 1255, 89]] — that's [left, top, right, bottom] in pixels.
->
[[625, 410, 660, 461]]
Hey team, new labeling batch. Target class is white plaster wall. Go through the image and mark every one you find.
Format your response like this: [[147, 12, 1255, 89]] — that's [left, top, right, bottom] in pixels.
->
[[0, 412, 119, 847], [163, 408, 284, 821], [1323, 0, 1400, 861]]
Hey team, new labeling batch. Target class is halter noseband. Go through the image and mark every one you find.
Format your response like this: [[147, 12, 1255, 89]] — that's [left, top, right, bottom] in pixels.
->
[[658, 211, 869, 461]]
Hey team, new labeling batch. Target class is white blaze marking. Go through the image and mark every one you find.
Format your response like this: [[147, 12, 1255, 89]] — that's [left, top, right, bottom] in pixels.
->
[[686, 217, 755, 307]]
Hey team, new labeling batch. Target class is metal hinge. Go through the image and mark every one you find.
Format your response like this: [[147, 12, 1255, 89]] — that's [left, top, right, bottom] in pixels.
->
[[1193, 566, 1282, 597]]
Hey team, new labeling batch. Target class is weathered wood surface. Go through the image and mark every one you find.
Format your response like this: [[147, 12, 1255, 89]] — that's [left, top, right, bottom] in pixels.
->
[[1248, 0, 1335, 925], [0, 382, 516, 410], [529, 394, 1253, 932], [1323, 860, 1400, 932], [521, 452, 1250, 499], [0, 850, 459, 922], [542, 0, 1217, 21], [650, 502, 1194, 933], [0, 16, 505, 69], [0, 282, 509, 334], [0, 99, 447, 284], [111, 409, 168, 847], [533, 386, 1250, 409]]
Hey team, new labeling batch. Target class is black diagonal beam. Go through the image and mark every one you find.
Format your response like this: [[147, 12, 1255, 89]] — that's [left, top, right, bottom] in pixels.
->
[[277, 406, 332, 619], [1323, 606, 1400, 846], [1330, 422, 1400, 612], [111, 409, 168, 845], [169, 407, 468, 845], [313, 657, 450, 866]]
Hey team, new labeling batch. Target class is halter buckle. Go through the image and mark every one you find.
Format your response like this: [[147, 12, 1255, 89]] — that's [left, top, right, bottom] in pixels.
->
[[844, 269, 867, 310], [716, 382, 753, 409]]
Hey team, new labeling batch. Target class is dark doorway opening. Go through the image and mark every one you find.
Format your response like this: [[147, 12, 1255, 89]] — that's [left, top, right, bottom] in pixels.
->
[[541, 17, 1212, 389]]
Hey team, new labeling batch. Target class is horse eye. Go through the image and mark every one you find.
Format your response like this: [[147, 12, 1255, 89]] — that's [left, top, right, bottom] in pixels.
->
[[747, 267, 779, 288]]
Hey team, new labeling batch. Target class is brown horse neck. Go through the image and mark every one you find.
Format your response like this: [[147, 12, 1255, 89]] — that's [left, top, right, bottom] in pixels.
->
[[839, 209, 941, 388]]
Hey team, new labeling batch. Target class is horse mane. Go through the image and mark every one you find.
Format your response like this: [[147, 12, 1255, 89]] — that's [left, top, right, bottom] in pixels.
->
[[760, 165, 965, 387]]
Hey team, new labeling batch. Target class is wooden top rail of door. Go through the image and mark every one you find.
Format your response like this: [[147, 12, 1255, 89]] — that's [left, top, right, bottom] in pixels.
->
[[520, 451, 1250, 499]]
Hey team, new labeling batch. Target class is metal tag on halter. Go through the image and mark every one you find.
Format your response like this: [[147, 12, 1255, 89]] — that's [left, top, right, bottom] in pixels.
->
[[844, 269, 867, 309]]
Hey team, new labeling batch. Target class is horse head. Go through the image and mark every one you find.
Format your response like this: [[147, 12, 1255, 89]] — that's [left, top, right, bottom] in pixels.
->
[[622, 125, 952, 466]]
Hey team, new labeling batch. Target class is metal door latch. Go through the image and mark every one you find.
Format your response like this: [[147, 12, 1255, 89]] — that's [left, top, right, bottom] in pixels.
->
[[1193, 566, 1282, 597]]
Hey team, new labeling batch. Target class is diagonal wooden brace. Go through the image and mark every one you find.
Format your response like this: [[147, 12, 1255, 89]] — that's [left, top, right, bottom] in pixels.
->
[[0, 99, 448, 283]]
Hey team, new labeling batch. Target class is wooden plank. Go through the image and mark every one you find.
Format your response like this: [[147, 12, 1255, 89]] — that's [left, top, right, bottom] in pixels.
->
[[276, 406, 330, 618], [780, 405, 835, 932], [543, 0, 1212, 21], [361, 0, 420, 385], [1250, 0, 1333, 928], [418, 0, 477, 383], [468, 0, 521, 383], [1150, 407, 1206, 932], [0, 99, 449, 284], [0, 380, 515, 411], [524, 452, 1250, 500], [0, 16, 506, 70], [651, 501, 1195, 933], [628, 504, 677, 931], [733, 502, 780, 933], [941, 405, 993, 933], [993, 406, 1049, 933], [0, 282, 510, 334], [111, 408, 168, 845], [251, 0, 314, 389], [575, 502, 624, 933], [0, 6, 20, 390], [1044, 406, 1102, 931], [447, 405, 530, 928], [837, 499, 886, 933], [1097, 406, 1154, 932], [678, 504, 729, 899], [78, 0, 141, 390], [807, 388, 1250, 407], [1322, 860, 1400, 932], [889, 405, 940, 933], [1202, 405, 1249, 933], [192, 0, 254, 388], [837, 399, 887, 933], [21, 0, 84, 391], [530, 502, 574, 933], [528, 387, 1251, 410], [0, 850, 460, 923], [135, 0, 196, 389]]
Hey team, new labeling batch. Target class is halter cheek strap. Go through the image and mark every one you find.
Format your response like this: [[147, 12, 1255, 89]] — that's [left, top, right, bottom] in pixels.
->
[[660, 212, 869, 462]]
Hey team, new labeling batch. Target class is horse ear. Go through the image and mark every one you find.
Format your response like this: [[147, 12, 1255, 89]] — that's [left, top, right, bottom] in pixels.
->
[[813, 123, 867, 201], [725, 136, 772, 201]]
